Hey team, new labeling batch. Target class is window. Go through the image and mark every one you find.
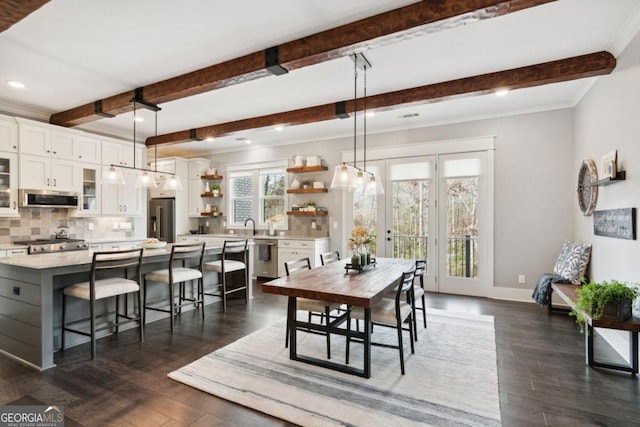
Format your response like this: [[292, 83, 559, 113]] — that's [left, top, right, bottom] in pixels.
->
[[228, 162, 287, 229]]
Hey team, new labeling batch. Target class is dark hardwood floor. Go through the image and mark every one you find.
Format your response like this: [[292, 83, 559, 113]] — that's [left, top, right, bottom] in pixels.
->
[[0, 282, 638, 426]]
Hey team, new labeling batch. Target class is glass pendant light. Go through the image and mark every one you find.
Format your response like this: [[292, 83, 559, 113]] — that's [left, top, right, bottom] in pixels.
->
[[103, 165, 125, 185], [163, 174, 183, 191]]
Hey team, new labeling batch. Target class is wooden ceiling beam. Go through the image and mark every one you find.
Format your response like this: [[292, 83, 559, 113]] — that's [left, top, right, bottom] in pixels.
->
[[146, 51, 615, 147], [50, 0, 555, 127], [0, 0, 49, 33]]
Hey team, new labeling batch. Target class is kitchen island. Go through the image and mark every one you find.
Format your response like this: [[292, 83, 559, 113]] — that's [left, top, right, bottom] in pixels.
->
[[0, 243, 252, 370]]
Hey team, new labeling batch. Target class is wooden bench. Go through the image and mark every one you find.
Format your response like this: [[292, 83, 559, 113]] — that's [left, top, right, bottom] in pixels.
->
[[551, 283, 639, 375]]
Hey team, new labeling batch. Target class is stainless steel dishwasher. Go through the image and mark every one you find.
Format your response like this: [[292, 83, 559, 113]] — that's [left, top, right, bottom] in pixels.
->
[[253, 238, 278, 279]]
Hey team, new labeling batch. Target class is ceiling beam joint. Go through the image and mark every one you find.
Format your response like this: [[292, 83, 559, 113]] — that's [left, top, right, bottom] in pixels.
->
[[265, 46, 289, 76]]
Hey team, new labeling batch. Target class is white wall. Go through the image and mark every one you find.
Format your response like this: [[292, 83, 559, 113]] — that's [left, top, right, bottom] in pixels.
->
[[575, 29, 640, 284], [210, 107, 575, 298]]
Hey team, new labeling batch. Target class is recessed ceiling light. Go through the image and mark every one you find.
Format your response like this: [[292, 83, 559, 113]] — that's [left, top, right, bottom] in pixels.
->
[[205, 136, 215, 142], [7, 80, 25, 89], [245, 139, 252, 144], [134, 116, 144, 122], [275, 125, 284, 132], [495, 89, 509, 97], [365, 111, 375, 118]]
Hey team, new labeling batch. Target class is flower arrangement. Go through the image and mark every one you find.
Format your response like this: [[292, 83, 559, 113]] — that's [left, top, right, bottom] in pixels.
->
[[348, 226, 372, 251]]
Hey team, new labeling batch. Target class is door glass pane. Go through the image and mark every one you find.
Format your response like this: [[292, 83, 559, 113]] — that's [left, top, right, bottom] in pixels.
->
[[445, 174, 479, 278], [0, 157, 9, 208], [352, 166, 380, 254], [391, 162, 430, 263]]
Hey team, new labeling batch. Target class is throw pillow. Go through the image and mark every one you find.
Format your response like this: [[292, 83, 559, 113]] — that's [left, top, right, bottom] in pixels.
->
[[553, 241, 591, 285]]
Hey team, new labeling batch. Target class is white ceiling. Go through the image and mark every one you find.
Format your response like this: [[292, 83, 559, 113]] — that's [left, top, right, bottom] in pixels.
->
[[1, 0, 640, 158]]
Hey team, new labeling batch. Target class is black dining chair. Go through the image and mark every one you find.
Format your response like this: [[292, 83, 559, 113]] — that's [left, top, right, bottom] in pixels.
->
[[284, 257, 340, 359], [320, 251, 340, 265], [346, 266, 416, 374]]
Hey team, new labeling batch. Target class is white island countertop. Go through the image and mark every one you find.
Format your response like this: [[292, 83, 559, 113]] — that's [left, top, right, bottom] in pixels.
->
[[0, 244, 227, 270]]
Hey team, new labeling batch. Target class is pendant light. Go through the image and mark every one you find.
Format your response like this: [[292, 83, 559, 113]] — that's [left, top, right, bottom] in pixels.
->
[[330, 53, 383, 195], [103, 97, 182, 190]]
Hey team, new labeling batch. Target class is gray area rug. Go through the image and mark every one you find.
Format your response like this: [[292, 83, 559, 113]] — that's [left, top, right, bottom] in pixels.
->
[[169, 308, 501, 426]]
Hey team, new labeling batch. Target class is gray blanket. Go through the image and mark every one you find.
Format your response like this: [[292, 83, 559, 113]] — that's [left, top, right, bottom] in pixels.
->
[[532, 273, 569, 305]]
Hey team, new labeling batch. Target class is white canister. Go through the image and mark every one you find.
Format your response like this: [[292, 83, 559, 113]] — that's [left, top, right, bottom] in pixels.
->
[[291, 178, 301, 189], [205, 203, 212, 213], [268, 222, 275, 236]]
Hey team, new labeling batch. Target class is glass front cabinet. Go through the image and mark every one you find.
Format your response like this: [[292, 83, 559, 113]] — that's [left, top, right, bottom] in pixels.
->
[[0, 153, 19, 217]]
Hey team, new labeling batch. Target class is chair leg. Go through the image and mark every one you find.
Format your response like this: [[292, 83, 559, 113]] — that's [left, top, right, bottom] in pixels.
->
[[408, 291, 418, 341], [200, 278, 205, 320], [137, 289, 144, 343], [396, 316, 405, 375], [345, 315, 351, 364], [142, 278, 148, 326], [221, 273, 227, 313], [61, 294, 66, 351], [169, 282, 175, 331], [244, 268, 249, 305], [421, 294, 427, 328], [90, 300, 96, 360], [409, 314, 415, 354], [115, 294, 120, 334], [325, 306, 331, 360]]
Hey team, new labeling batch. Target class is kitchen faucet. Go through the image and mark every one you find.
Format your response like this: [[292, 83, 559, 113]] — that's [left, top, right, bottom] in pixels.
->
[[244, 218, 256, 235]]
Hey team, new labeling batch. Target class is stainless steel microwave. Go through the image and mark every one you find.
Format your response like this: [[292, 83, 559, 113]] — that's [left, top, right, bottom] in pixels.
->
[[19, 189, 79, 208]]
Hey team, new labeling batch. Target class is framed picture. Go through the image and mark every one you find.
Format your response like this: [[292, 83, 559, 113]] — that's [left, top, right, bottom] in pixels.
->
[[600, 150, 617, 179]]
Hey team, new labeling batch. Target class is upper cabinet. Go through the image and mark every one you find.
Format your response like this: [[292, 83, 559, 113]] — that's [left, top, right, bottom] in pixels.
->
[[19, 122, 52, 156], [0, 115, 18, 153], [102, 138, 143, 169], [19, 154, 79, 192], [188, 158, 211, 179], [51, 131, 101, 164], [0, 153, 19, 217]]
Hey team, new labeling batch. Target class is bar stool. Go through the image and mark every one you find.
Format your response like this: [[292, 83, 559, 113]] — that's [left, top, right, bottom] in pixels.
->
[[61, 248, 144, 359], [144, 242, 205, 331], [203, 240, 249, 312]]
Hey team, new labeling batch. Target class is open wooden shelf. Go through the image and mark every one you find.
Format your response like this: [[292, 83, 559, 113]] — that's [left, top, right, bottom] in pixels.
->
[[287, 188, 328, 194], [200, 212, 223, 217], [286, 165, 328, 173], [201, 193, 223, 198], [287, 210, 328, 216], [201, 174, 223, 180], [594, 170, 626, 186]]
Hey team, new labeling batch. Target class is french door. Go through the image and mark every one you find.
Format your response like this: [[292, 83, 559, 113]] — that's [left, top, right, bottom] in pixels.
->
[[350, 151, 492, 297]]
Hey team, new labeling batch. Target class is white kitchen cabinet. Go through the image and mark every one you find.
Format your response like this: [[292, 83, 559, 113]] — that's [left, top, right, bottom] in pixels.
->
[[188, 179, 205, 216], [51, 131, 101, 164], [148, 159, 177, 198], [102, 168, 142, 216], [102, 139, 143, 168], [277, 239, 329, 277], [0, 153, 19, 217], [18, 122, 52, 156], [4, 248, 27, 257], [19, 154, 79, 192], [188, 158, 210, 179], [0, 115, 18, 153], [73, 165, 101, 216], [102, 241, 144, 250]]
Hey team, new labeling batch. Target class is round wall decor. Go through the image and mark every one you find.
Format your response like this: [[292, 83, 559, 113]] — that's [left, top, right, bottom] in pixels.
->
[[577, 159, 598, 216]]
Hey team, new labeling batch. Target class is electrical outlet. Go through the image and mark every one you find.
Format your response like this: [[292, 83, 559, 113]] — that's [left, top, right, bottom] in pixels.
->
[[112, 222, 119, 230], [88, 222, 94, 231], [205, 221, 210, 227], [518, 274, 526, 284], [311, 221, 316, 229]]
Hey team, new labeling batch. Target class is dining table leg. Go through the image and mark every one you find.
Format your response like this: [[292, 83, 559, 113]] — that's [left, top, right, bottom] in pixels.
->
[[363, 307, 371, 379], [288, 296, 297, 359]]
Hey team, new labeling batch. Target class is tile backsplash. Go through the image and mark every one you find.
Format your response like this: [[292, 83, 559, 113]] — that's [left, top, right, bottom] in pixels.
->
[[0, 210, 136, 244]]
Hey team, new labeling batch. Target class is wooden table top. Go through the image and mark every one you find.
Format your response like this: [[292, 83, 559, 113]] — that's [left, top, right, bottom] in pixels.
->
[[262, 257, 415, 308]]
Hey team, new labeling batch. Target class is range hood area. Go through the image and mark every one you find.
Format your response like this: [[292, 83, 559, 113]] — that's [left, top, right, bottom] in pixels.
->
[[18, 189, 79, 208]]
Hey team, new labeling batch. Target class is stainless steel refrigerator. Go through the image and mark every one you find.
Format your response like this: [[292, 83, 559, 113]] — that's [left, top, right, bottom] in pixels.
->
[[148, 198, 175, 243]]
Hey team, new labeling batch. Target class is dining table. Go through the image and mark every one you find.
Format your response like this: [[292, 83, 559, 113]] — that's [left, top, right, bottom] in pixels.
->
[[262, 257, 415, 378]]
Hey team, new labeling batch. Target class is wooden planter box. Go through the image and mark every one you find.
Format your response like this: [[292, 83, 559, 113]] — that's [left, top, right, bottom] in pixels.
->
[[598, 298, 632, 321]]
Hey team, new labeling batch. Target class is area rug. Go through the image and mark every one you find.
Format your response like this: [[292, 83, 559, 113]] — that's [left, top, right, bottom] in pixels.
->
[[169, 308, 501, 426]]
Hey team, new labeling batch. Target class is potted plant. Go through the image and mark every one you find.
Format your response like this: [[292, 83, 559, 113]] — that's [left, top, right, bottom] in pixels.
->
[[211, 184, 221, 196], [570, 279, 639, 331], [348, 226, 373, 267]]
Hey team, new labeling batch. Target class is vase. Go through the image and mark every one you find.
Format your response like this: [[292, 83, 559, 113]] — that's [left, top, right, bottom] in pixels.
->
[[360, 253, 367, 266], [351, 254, 361, 267]]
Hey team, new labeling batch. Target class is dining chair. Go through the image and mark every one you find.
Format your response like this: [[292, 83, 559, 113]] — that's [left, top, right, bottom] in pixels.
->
[[284, 257, 340, 359], [203, 239, 249, 312], [346, 267, 416, 374], [143, 242, 205, 331], [320, 251, 340, 265], [61, 247, 144, 359], [413, 258, 427, 333]]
